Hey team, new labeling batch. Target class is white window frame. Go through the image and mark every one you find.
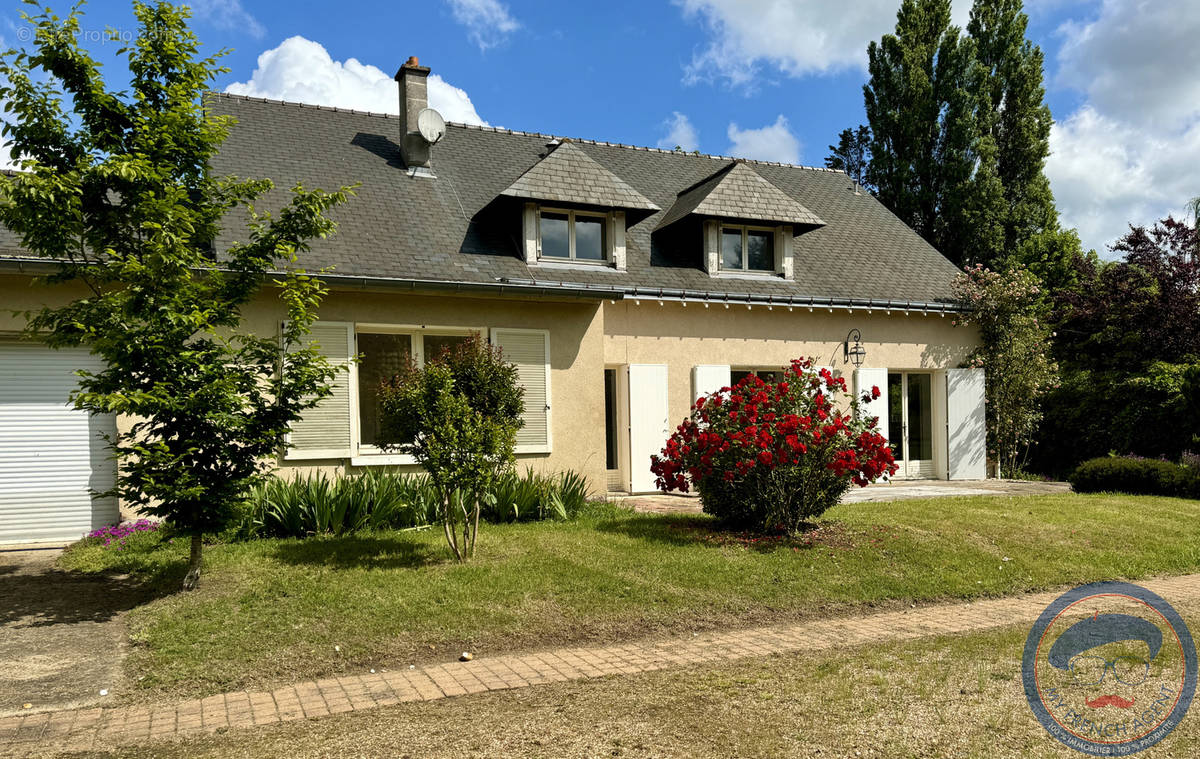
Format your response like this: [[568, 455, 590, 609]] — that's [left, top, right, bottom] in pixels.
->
[[537, 207, 612, 264], [350, 324, 482, 466], [718, 224, 776, 273]]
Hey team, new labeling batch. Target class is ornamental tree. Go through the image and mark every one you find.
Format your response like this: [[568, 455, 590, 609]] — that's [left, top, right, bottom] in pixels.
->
[[952, 263, 1057, 477], [651, 358, 895, 534], [0, 1, 351, 589], [376, 334, 524, 561]]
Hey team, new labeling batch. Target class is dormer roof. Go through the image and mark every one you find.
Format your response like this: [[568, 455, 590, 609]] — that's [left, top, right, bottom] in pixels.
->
[[656, 161, 825, 230], [499, 140, 659, 211]]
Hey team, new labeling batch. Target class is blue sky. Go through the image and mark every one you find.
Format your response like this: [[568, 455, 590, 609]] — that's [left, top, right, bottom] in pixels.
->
[[4, 0, 1198, 256]]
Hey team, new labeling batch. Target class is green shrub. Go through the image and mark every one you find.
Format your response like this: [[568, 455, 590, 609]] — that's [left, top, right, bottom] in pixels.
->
[[482, 469, 592, 522], [238, 468, 590, 539], [1069, 457, 1200, 499]]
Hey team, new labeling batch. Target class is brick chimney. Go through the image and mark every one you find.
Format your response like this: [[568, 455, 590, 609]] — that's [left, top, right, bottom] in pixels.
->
[[395, 56, 431, 170]]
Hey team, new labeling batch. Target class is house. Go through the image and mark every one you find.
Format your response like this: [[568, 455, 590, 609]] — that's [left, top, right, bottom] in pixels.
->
[[0, 57, 986, 544]]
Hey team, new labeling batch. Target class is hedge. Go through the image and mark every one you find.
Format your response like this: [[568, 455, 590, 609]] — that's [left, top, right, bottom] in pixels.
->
[[1069, 457, 1200, 499]]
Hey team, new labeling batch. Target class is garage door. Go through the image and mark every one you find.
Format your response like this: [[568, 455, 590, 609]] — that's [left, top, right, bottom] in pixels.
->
[[0, 343, 118, 544]]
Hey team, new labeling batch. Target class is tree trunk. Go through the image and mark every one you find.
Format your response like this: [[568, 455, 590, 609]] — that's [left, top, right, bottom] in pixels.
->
[[442, 490, 463, 562], [468, 495, 480, 560], [182, 533, 203, 591]]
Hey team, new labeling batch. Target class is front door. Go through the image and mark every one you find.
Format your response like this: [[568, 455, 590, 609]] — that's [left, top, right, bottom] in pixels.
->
[[887, 372, 934, 478]]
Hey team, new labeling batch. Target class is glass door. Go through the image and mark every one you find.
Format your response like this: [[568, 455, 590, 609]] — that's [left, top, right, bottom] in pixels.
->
[[886, 372, 934, 478]]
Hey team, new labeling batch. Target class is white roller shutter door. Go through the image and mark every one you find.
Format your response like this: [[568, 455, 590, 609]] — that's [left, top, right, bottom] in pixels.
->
[[0, 343, 118, 543]]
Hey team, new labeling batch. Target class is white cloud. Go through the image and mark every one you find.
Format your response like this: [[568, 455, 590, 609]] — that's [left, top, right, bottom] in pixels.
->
[[1046, 107, 1200, 255], [1045, 1, 1200, 254], [1055, 0, 1200, 128], [657, 112, 700, 152], [676, 0, 971, 84], [445, 0, 520, 51], [726, 115, 800, 163], [224, 37, 487, 126], [188, 0, 265, 39]]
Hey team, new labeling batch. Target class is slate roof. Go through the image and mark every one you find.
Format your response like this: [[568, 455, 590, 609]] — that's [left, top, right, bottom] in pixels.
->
[[656, 161, 824, 230], [0, 93, 965, 308], [499, 140, 658, 211]]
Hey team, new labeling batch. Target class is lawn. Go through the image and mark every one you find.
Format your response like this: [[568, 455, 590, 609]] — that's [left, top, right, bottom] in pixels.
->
[[61, 604, 1200, 759], [59, 493, 1200, 700]]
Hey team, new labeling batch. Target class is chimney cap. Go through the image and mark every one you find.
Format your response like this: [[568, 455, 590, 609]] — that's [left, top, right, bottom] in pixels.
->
[[395, 56, 431, 80]]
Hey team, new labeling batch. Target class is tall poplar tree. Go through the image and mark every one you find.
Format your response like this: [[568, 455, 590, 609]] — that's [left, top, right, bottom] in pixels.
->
[[967, 0, 1065, 272], [863, 0, 976, 265]]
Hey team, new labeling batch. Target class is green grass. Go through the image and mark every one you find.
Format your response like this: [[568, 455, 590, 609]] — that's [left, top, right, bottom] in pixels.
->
[[58, 493, 1200, 700], [70, 607, 1200, 759]]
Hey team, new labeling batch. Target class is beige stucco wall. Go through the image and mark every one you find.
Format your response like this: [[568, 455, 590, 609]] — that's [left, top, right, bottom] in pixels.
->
[[602, 298, 977, 425], [0, 272, 980, 496], [0, 273, 610, 495]]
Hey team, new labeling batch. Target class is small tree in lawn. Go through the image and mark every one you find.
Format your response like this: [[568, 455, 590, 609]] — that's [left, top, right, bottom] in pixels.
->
[[0, 1, 351, 589], [952, 264, 1057, 477], [376, 334, 523, 561]]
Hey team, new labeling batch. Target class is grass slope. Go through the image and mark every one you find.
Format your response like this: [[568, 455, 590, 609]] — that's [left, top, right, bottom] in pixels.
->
[[58, 494, 1200, 699]]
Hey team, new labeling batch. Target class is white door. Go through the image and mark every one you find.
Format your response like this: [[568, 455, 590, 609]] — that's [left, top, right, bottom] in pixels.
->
[[0, 343, 118, 544], [627, 364, 669, 493], [887, 372, 936, 479], [946, 368, 987, 479]]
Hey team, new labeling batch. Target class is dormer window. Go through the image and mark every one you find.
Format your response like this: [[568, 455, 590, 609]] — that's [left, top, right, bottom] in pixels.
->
[[539, 208, 608, 263], [720, 225, 775, 272]]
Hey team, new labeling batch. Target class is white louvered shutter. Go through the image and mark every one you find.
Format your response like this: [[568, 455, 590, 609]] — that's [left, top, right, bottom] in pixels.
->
[[491, 328, 551, 453], [854, 367, 889, 441], [692, 365, 731, 403], [947, 368, 987, 480], [285, 321, 355, 459]]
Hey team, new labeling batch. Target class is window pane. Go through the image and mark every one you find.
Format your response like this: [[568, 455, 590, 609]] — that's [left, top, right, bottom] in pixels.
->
[[731, 370, 754, 387], [907, 373, 933, 461], [747, 230, 773, 271], [574, 215, 606, 261], [758, 370, 784, 384], [721, 229, 743, 269], [357, 333, 412, 446], [888, 373, 904, 462], [423, 334, 471, 363], [541, 212, 569, 258]]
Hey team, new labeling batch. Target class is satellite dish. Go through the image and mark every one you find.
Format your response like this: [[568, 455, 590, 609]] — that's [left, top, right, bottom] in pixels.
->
[[417, 108, 446, 145]]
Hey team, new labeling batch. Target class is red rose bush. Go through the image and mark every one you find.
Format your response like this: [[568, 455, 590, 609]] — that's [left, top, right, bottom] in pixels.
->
[[650, 358, 897, 533]]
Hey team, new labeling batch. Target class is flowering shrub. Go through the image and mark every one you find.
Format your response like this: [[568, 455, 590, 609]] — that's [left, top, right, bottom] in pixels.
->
[[84, 519, 159, 550], [952, 263, 1057, 476], [650, 358, 896, 533]]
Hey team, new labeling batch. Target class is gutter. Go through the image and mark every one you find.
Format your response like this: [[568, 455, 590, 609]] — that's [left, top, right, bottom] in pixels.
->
[[0, 257, 961, 314], [497, 277, 964, 315], [0, 258, 621, 302]]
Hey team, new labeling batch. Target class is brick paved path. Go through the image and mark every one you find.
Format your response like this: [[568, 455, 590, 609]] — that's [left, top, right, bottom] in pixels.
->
[[5, 572, 1200, 756]]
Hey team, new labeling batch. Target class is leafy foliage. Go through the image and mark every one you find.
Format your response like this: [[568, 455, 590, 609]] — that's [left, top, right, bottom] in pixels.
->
[[824, 125, 872, 189], [952, 264, 1057, 476], [651, 359, 896, 533], [848, 0, 1081, 273], [862, 0, 975, 264], [1070, 457, 1200, 500], [376, 333, 524, 560], [0, 2, 352, 588], [1036, 217, 1200, 474]]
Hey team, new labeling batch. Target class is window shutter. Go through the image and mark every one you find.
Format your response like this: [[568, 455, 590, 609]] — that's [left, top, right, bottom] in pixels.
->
[[692, 365, 731, 403], [946, 368, 986, 479], [491, 328, 551, 453], [854, 368, 889, 441], [285, 321, 355, 460]]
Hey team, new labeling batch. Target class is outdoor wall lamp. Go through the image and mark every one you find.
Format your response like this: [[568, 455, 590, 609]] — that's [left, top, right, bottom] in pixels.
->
[[843, 329, 866, 368]]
